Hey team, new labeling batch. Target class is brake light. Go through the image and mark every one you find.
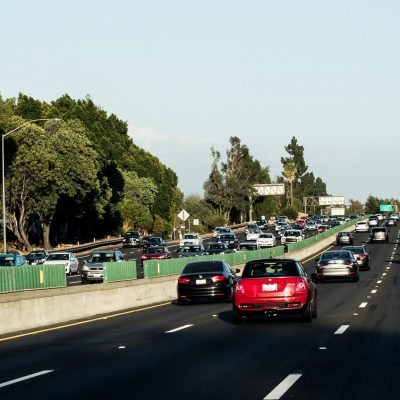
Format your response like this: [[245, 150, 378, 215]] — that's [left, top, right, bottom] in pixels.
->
[[318, 262, 327, 267], [178, 277, 190, 284], [235, 283, 245, 294], [142, 255, 148, 260], [212, 275, 226, 283], [296, 280, 307, 293]]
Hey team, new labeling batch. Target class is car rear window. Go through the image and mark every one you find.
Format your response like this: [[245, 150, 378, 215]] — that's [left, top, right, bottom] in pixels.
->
[[242, 261, 300, 278], [182, 261, 224, 274], [145, 247, 166, 254], [220, 234, 235, 240], [343, 247, 363, 254], [372, 228, 386, 232], [47, 254, 69, 261], [321, 251, 351, 261]]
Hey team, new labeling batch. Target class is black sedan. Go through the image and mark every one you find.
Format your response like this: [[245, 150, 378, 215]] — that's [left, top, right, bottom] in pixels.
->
[[25, 250, 49, 265], [177, 260, 240, 303], [142, 236, 165, 250]]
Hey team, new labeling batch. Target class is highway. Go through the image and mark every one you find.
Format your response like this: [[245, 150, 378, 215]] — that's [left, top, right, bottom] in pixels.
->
[[1, 224, 399, 399]]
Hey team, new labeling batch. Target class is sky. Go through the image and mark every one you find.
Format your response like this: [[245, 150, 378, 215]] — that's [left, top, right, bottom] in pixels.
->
[[1, 0, 399, 204]]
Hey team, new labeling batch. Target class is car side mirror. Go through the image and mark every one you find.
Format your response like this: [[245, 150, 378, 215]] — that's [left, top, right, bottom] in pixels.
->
[[235, 268, 240, 274]]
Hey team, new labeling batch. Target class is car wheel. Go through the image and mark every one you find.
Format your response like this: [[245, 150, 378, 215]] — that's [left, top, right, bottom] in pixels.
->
[[300, 299, 313, 322], [232, 307, 243, 324], [68, 266, 72, 276]]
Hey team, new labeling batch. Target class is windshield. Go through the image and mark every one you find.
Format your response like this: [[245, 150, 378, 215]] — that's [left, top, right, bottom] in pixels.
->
[[259, 234, 273, 239], [242, 261, 300, 278], [209, 244, 224, 249], [220, 235, 235, 240], [238, 244, 257, 250], [145, 247, 166, 255], [343, 247, 363, 254], [0, 256, 15, 266], [29, 251, 46, 257], [181, 247, 200, 253], [89, 253, 115, 262], [47, 254, 69, 261]]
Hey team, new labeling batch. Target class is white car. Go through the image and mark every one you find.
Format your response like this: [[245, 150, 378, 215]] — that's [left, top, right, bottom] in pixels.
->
[[368, 217, 379, 226], [256, 233, 276, 248], [389, 212, 399, 220], [213, 227, 233, 238], [246, 228, 261, 241], [180, 233, 203, 247], [281, 229, 304, 244], [355, 221, 369, 232], [237, 241, 261, 251], [42, 252, 79, 275], [375, 214, 384, 221]]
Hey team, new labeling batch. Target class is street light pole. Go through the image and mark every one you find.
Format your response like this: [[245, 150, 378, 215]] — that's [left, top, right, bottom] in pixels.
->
[[1, 118, 60, 253]]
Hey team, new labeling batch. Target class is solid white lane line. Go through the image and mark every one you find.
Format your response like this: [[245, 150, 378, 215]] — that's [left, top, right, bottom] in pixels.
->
[[334, 325, 349, 335], [371, 289, 378, 294], [0, 370, 54, 388], [359, 302, 368, 308], [165, 324, 193, 333], [264, 373, 302, 400]]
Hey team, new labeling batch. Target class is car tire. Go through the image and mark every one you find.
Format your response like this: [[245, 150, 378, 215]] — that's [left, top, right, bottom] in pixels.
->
[[300, 299, 313, 322], [232, 307, 243, 324]]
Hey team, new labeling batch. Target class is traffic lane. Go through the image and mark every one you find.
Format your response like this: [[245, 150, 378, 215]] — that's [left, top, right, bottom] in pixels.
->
[[2, 229, 398, 398], [281, 232, 400, 399], [0, 295, 363, 400], [301, 226, 399, 330]]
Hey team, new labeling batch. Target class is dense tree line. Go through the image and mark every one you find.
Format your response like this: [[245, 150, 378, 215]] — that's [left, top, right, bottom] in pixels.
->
[[0, 94, 183, 250]]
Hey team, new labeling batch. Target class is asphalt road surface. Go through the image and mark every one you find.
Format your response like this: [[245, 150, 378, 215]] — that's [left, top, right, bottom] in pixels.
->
[[1, 223, 399, 399]]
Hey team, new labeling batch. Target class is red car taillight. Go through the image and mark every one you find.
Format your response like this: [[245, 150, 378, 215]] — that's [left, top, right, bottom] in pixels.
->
[[235, 283, 245, 294], [178, 277, 190, 284], [296, 280, 307, 293], [318, 262, 327, 267], [142, 255, 148, 260], [211, 275, 226, 283]]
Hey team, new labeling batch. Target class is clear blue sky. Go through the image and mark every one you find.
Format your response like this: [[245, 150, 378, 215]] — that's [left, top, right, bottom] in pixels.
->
[[1, 0, 399, 203]]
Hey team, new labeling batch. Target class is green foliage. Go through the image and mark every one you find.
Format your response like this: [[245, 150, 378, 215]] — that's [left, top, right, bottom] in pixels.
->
[[282, 206, 298, 221], [281, 136, 308, 182], [202, 214, 227, 230], [152, 215, 172, 238], [347, 199, 364, 215]]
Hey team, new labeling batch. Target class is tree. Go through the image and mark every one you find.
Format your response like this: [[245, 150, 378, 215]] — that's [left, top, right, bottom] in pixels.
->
[[347, 199, 364, 215], [282, 161, 297, 207], [365, 196, 380, 214], [281, 136, 308, 183], [7, 118, 100, 249]]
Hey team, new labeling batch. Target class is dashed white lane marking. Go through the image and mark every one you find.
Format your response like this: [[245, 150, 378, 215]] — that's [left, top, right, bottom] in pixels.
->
[[165, 324, 193, 333], [359, 302, 368, 308], [212, 314, 218, 317], [367, 296, 371, 299], [371, 289, 378, 294], [334, 325, 349, 335], [377, 280, 382, 284], [118, 346, 126, 349], [0, 370, 54, 388], [264, 373, 302, 400], [383, 273, 387, 276], [353, 313, 359, 316], [319, 347, 327, 350]]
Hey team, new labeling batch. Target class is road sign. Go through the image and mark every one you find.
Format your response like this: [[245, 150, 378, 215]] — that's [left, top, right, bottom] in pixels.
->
[[253, 184, 285, 196], [318, 196, 345, 206], [380, 204, 393, 212], [193, 219, 199, 226], [178, 209, 190, 222]]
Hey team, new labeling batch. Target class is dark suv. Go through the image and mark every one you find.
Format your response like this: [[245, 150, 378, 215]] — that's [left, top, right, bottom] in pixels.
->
[[80, 249, 124, 283], [122, 231, 142, 248], [370, 227, 389, 243]]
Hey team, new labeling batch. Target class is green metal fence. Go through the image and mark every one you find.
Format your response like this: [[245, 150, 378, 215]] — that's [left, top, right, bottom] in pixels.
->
[[143, 245, 286, 278], [0, 264, 66, 294], [103, 261, 137, 283]]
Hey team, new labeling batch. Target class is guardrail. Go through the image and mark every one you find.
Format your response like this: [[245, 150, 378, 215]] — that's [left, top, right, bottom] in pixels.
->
[[0, 264, 66, 293], [143, 246, 286, 278]]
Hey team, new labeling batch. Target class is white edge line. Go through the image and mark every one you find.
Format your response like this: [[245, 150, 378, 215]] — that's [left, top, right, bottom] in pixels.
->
[[334, 324, 350, 335], [165, 324, 193, 333], [264, 373, 302, 400], [0, 370, 54, 388]]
